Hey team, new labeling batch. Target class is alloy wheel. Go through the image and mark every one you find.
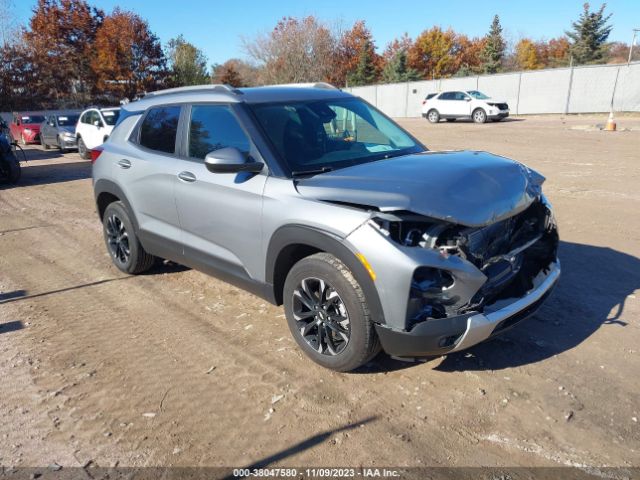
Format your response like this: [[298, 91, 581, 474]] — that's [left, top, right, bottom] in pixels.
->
[[292, 277, 351, 356], [428, 111, 439, 122], [105, 214, 130, 265]]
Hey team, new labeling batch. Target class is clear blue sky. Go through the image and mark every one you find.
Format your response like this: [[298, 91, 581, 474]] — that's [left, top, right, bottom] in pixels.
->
[[15, 0, 640, 65]]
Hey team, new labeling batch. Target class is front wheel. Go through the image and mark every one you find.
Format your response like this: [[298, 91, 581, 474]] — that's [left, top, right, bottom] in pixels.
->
[[426, 109, 440, 123], [78, 137, 90, 159], [283, 253, 381, 372], [472, 108, 487, 124], [102, 201, 155, 274]]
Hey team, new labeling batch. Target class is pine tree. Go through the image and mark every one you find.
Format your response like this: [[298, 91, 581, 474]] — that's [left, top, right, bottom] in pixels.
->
[[347, 40, 378, 86], [480, 15, 505, 74], [381, 49, 420, 83], [566, 3, 612, 64]]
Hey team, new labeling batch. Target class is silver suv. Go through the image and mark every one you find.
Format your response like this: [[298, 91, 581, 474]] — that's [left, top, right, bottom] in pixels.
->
[[92, 83, 560, 371]]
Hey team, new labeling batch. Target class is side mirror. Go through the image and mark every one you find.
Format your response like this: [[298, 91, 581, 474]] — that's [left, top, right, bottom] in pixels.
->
[[204, 147, 263, 174], [465, 97, 472, 102], [94, 120, 102, 128]]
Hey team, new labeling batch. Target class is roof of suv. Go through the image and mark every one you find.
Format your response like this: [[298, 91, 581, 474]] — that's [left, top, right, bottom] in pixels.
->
[[121, 84, 353, 113]]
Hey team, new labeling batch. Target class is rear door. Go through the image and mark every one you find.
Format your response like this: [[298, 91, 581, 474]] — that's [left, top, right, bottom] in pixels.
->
[[112, 105, 184, 254], [173, 103, 267, 281]]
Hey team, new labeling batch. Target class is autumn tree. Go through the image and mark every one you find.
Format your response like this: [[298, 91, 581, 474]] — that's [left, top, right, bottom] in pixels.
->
[[544, 36, 571, 67], [166, 35, 209, 86], [515, 39, 543, 70], [566, 3, 612, 64], [480, 15, 505, 73], [333, 20, 380, 86], [408, 27, 458, 79], [243, 16, 336, 85], [454, 35, 485, 75], [24, 0, 104, 106], [211, 59, 255, 87], [92, 8, 167, 100]]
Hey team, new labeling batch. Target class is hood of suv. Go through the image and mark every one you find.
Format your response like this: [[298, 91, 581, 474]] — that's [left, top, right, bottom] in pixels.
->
[[294, 151, 544, 227]]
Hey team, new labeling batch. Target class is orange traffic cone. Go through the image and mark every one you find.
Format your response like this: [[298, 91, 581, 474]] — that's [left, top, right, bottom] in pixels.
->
[[605, 110, 616, 131]]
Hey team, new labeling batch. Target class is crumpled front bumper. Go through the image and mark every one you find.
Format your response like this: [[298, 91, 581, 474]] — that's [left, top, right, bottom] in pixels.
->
[[375, 260, 560, 358]]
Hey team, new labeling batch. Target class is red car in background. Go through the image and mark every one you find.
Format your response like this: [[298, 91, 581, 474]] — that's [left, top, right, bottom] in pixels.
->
[[9, 112, 46, 145]]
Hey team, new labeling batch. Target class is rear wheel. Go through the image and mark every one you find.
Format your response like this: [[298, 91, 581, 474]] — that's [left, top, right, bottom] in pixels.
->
[[78, 137, 90, 159], [472, 108, 487, 124], [426, 109, 440, 123], [0, 150, 21, 184], [283, 253, 381, 372], [102, 201, 155, 274]]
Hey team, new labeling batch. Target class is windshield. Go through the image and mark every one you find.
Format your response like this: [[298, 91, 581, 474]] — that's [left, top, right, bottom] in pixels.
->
[[467, 90, 490, 100], [22, 115, 45, 124], [57, 115, 79, 127], [250, 97, 423, 175], [101, 110, 120, 126]]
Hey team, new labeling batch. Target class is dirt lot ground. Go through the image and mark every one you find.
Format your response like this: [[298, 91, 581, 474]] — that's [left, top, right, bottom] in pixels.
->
[[0, 115, 639, 472]]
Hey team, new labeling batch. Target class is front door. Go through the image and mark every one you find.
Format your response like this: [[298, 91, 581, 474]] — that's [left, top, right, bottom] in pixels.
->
[[174, 104, 267, 281]]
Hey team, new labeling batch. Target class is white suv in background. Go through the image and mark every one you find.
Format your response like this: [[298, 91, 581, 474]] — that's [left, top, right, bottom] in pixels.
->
[[422, 90, 509, 124], [76, 107, 120, 158]]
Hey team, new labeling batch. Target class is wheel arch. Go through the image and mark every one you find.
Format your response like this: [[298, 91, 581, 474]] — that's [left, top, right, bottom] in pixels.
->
[[266, 225, 386, 325], [94, 179, 140, 233]]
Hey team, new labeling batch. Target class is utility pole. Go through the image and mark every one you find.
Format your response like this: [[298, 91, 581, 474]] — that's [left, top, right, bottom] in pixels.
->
[[629, 29, 640, 65]]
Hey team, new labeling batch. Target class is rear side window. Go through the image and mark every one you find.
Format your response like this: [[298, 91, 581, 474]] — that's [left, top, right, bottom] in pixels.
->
[[188, 105, 250, 160], [425, 93, 437, 100], [139, 106, 181, 154]]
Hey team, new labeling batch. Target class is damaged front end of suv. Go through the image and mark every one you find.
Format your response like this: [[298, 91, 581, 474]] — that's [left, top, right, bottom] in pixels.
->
[[303, 151, 561, 359]]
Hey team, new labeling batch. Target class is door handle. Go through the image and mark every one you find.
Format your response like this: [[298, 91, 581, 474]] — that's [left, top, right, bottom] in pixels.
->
[[117, 159, 131, 169], [178, 171, 196, 183]]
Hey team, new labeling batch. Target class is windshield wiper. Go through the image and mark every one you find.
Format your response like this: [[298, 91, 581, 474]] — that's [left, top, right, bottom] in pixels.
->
[[291, 166, 334, 177]]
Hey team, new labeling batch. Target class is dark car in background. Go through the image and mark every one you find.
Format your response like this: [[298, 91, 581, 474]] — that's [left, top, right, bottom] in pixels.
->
[[9, 112, 46, 144], [40, 111, 81, 152]]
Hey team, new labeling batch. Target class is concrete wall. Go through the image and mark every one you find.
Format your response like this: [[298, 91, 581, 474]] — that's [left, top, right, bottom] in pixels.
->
[[346, 62, 640, 117]]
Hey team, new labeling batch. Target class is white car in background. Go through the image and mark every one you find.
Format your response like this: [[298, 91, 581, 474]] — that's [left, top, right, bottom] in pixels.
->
[[422, 90, 509, 124], [75, 107, 120, 158]]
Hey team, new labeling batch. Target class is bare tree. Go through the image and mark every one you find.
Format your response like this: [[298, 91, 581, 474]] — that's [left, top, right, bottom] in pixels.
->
[[0, 0, 18, 47], [243, 16, 337, 85]]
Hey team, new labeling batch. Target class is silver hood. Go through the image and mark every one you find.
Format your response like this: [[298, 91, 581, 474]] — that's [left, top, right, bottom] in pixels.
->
[[294, 151, 544, 227]]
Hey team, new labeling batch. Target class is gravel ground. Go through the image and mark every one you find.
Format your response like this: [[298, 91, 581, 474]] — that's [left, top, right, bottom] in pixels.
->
[[0, 114, 638, 471]]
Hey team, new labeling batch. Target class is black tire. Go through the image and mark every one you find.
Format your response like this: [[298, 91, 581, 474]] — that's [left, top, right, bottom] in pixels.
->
[[445, 118, 456, 122], [426, 109, 440, 123], [472, 108, 487, 124], [283, 253, 381, 372], [78, 137, 90, 159], [0, 150, 21, 184], [102, 201, 155, 274]]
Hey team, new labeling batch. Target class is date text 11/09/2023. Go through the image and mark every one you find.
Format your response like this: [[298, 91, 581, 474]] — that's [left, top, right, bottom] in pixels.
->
[[232, 468, 401, 478]]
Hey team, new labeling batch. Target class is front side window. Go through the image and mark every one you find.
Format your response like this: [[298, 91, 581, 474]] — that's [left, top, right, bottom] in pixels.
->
[[188, 105, 250, 160], [467, 90, 490, 100], [139, 106, 181, 154], [250, 97, 422, 175]]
